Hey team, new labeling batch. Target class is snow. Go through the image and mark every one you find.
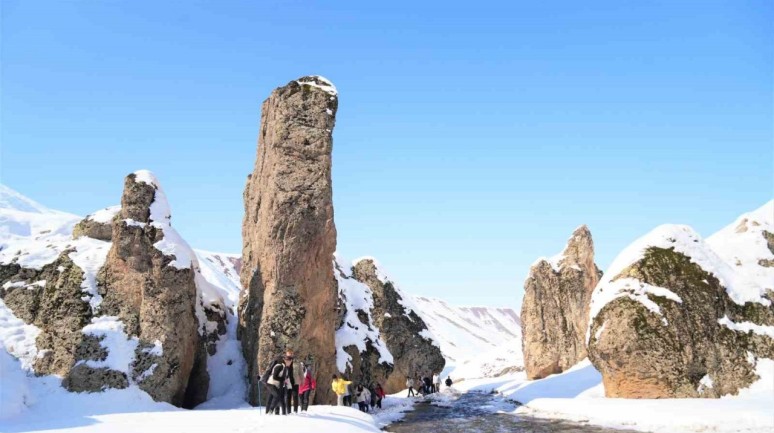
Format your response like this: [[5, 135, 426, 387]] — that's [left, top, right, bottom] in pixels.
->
[[351, 257, 441, 347], [589, 223, 771, 341], [707, 200, 774, 299], [334, 257, 393, 373], [192, 250, 247, 404], [698, 374, 714, 391], [452, 358, 774, 433], [412, 296, 521, 368], [0, 185, 81, 270], [69, 237, 111, 311], [448, 340, 523, 380], [130, 170, 194, 270], [296, 75, 338, 96], [86, 206, 120, 223], [718, 315, 774, 338], [0, 346, 383, 432], [141, 340, 163, 357], [79, 316, 139, 374], [0, 298, 40, 370]]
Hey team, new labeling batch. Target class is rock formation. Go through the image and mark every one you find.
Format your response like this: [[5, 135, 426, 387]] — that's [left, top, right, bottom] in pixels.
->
[[96, 171, 210, 407], [0, 172, 214, 408], [521, 225, 602, 379], [587, 215, 774, 398], [239, 76, 339, 405], [351, 258, 445, 393], [72, 206, 119, 242], [1, 252, 95, 377], [334, 258, 394, 388]]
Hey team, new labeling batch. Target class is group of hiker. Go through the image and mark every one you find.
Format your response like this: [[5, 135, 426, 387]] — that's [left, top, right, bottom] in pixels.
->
[[260, 349, 317, 415], [259, 348, 452, 415], [331, 375, 387, 413], [405, 373, 452, 397]]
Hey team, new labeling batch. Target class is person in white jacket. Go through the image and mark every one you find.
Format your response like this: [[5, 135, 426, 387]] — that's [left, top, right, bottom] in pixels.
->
[[433, 373, 441, 393], [356, 384, 372, 412]]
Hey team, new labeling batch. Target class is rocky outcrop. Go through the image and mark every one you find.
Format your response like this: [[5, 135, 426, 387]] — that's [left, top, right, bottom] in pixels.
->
[[334, 259, 394, 388], [351, 258, 445, 393], [521, 226, 602, 379], [96, 171, 209, 407], [239, 76, 339, 405], [72, 206, 119, 241], [1, 252, 94, 377], [587, 221, 774, 398]]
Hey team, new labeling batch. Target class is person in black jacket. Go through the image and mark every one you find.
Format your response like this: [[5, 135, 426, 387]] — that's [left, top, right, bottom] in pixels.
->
[[265, 354, 293, 415], [283, 350, 299, 413]]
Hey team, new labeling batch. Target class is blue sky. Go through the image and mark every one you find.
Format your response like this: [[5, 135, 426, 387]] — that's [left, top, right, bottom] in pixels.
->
[[1, 1, 771, 309]]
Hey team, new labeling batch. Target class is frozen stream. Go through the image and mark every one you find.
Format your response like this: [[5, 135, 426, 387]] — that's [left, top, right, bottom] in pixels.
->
[[384, 392, 638, 433]]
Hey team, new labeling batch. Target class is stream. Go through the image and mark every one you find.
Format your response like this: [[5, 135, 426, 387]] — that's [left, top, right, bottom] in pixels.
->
[[384, 392, 638, 433]]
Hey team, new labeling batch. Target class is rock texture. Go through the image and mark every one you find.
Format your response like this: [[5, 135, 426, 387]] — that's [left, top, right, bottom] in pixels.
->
[[334, 259, 394, 388], [351, 259, 445, 393], [587, 222, 774, 398], [521, 226, 602, 380], [97, 172, 209, 407], [72, 207, 118, 242], [239, 76, 339, 405], [1, 253, 94, 377]]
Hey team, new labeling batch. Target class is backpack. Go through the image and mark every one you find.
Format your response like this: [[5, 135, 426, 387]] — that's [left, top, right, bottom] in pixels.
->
[[260, 359, 280, 384]]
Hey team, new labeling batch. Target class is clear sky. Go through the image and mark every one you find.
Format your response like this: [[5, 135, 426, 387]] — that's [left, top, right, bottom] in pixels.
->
[[1, 1, 771, 310]]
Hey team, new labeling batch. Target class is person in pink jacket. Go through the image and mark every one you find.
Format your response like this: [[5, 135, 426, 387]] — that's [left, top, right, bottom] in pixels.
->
[[297, 361, 317, 412]]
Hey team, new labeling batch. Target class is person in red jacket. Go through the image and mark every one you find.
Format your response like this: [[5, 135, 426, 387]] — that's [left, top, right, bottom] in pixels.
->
[[374, 383, 386, 409], [297, 361, 317, 412]]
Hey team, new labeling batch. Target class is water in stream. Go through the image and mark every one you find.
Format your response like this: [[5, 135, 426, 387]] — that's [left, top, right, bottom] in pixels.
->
[[384, 392, 638, 433]]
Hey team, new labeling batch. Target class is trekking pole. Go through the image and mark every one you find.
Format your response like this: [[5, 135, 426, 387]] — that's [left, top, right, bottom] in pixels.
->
[[258, 378, 263, 416]]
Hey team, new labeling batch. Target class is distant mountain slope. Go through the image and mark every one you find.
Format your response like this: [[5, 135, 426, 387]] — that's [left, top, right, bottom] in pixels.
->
[[412, 296, 522, 366]]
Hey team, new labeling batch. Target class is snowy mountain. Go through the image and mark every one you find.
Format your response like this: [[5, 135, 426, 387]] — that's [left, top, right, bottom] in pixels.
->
[[411, 296, 522, 379]]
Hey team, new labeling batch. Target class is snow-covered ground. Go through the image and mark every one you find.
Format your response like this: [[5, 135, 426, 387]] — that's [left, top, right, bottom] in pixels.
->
[[450, 358, 774, 433], [0, 343, 393, 433]]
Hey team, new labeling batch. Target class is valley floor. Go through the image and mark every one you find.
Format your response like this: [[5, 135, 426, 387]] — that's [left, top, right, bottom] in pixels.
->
[[3, 353, 773, 433]]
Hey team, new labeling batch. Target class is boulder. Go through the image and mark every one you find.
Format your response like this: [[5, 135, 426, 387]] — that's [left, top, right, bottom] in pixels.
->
[[587, 219, 774, 398], [239, 76, 339, 405], [521, 226, 602, 379]]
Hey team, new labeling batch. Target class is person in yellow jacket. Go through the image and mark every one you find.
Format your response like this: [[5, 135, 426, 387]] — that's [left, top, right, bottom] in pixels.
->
[[331, 374, 352, 406]]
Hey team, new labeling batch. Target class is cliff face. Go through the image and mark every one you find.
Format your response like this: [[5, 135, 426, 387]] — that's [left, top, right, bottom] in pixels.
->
[[239, 76, 339, 405], [350, 258, 445, 393], [587, 216, 774, 398], [521, 226, 602, 379]]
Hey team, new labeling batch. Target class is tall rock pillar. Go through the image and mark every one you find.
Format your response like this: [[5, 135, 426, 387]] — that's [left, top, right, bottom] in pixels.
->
[[521, 225, 602, 379], [239, 76, 339, 405]]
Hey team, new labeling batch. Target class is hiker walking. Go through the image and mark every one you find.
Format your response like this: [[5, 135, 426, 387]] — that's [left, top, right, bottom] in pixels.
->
[[264, 354, 293, 415], [433, 372, 441, 393], [331, 374, 351, 406], [406, 376, 415, 397], [356, 384, 371, 413], [374, 383, 386, 409], [368, 382, 377, 411], [345, 379, 355, 406], [283, 350, 299, 413], [422, 376, 432, 394], [298, 362, 316, 412], [445, 376, 453, 387]]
